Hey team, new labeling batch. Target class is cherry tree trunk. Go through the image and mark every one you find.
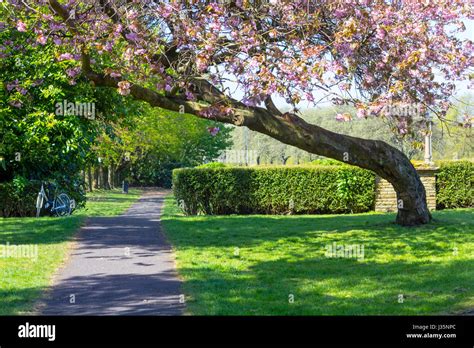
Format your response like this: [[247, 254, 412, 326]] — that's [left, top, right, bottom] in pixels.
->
[[82, 68, 432, 226], [241, 109, 432, 226]]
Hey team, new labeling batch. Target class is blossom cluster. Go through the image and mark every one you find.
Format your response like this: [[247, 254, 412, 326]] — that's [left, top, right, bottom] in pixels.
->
[[2, 0, 472, 136]]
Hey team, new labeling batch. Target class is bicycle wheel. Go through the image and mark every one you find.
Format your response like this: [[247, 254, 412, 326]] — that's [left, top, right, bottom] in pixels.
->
[[36, 192, 44, 218], [54, 193, 71, 216]]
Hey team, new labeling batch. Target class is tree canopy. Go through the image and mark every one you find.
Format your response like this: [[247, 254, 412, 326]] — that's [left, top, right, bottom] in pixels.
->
[[2, 1, 472, 131]]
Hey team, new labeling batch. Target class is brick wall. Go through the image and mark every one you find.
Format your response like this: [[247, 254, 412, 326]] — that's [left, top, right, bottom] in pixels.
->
[[375, 168, 438, 212]]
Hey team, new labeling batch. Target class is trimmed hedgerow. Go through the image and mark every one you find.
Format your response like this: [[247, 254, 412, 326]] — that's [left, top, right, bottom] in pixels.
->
[[0, 178, 38, 217], [195, 162, 227, 169], [436, 160, 473, 209], [0, 175, 86, 217], [172, 166, 376, 215]]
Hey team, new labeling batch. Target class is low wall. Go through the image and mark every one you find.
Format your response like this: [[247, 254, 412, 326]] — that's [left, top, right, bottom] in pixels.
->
[[375, 168, 438, 212]]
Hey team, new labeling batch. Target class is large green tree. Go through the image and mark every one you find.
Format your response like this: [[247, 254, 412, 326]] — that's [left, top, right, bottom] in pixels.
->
[[0, 19, 97, 192]]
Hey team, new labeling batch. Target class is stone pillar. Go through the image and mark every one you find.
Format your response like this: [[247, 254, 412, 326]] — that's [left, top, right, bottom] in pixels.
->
[[375, 167, 438, 212]]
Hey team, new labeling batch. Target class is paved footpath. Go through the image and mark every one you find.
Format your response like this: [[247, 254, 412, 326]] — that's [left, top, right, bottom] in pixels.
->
[[40, 189, 184, 315]]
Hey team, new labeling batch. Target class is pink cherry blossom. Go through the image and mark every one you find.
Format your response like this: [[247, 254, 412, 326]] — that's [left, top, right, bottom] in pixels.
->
[[16, 20, 26, 32], [4, 0, 472, 136], [118, 81, 131, 96], [36, 33, 47, 45], [375, 27, 386, 40], [58, 53, 73, 61]]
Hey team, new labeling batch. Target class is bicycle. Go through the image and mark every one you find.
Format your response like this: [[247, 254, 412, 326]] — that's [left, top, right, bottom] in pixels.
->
[[36, 182, 75, 217]]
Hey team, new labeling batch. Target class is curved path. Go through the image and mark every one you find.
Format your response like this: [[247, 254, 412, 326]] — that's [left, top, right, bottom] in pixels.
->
[[40, 189, 184, 315]]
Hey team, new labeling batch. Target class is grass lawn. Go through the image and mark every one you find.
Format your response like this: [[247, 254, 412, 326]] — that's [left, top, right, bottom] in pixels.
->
[[162, 195, 474, 315], [0, 188, 142, 315]]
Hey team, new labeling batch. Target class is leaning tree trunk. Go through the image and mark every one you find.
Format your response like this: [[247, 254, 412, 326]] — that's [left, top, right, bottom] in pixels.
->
[[240, 109, 432, 226], [143, 93, 431, 224], [81, 67, 431, 226]]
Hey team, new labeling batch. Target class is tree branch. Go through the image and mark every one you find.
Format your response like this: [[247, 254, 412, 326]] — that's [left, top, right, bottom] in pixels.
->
[[264, 96, 283, 116]]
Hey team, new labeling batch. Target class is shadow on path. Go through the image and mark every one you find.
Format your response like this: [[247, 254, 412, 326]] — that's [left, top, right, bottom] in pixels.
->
[[40, 189, 184, 316]]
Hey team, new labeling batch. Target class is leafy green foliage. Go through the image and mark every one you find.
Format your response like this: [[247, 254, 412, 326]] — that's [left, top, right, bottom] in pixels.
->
[[0, 179, 37, 217], [436, 161, 473, 209], [124, 107, 233, 187], [0, 22, 159, 210], [172, 166, 376, 215], [0, 22, 98, 207], [196, 162, 227, 169], [310, 158, 345, 166]]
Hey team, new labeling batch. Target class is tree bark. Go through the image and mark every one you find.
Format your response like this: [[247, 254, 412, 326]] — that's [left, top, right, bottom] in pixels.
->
[[103, 166, 110, 190], [97, 166, 103, 189], [108, 164, 115, 189], [241, 109, 432, 226], [93, 166, 99, 190], [87, 166, 93, 192]]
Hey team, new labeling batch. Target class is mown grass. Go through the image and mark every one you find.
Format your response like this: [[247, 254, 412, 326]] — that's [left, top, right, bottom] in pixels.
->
[[0, 188, 142, 315], [161, 195, 474, 315]]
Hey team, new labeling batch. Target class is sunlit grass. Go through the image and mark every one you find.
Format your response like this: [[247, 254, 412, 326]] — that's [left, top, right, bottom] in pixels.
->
[[0, 188, 142, 315], [162, 195, 473, 315], [76, 188, 142, 217]]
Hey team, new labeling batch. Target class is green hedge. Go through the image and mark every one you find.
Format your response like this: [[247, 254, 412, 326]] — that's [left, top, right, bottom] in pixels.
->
[[310, 158, 344, 166], [0, 179, 38, 217], [172, 166, 376, 215], [436, 160, 473, 209], [0, 176, 86, 217], [195, 162, 227, 169]]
